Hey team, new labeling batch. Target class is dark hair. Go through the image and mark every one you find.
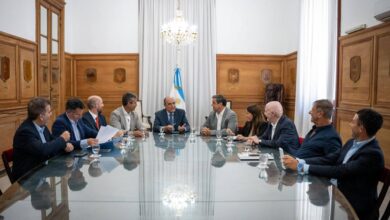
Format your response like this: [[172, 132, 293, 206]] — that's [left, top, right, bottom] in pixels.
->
[[65, 98, 85, 111], [313, 99, 333, 119], [27, 97, 51, 120], [212, 95, 227, 106], [30, 182, 53, 210], [211, 151, 226, 168], [356, 108, 383, 137], [247, 104, 266, 133], [122, 92, 137, 106]]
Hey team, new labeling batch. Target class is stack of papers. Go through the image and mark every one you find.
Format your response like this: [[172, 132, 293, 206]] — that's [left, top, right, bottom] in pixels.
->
[[238, 152, 260, 161]]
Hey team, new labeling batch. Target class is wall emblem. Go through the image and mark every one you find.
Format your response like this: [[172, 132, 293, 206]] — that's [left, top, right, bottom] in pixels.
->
[[350, 56, 361, 83], [228, 68, 239, 83], [23, 60, 32, 82], [85, 68, 97, 82], [261, 69, 272, 84], [0, 56, 10, 83], [114, 68, 126, 83]]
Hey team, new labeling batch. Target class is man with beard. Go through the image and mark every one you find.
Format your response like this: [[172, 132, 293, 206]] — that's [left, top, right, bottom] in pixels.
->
[[283, 109, 384, 220], [82, 95, 107, 132]]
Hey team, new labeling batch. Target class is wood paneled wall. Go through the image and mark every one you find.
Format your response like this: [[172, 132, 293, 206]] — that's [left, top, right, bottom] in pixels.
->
[[66, 54, 139, 123], [217, 53, 297, 126], [336, 22, 390, 167], [0, 32, 37, 163]]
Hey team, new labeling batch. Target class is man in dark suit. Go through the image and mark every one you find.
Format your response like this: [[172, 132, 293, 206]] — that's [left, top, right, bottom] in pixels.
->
[[13, 97, 74, 181], [248, 101, 300, 155], [201, 94, 237, 136], [82, 95, 107, 132], [153, 96, 190, 133], [52, 98, 98, 149], [283, 108, 384, 220], [295, 99, 342, 158]]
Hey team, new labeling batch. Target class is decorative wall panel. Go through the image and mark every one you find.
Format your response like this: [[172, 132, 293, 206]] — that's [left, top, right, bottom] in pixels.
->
[[217, 53, 297, 125]]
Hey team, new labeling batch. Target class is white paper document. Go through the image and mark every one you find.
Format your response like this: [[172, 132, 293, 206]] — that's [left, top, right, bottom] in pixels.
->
[[96, 125, 119, 144]]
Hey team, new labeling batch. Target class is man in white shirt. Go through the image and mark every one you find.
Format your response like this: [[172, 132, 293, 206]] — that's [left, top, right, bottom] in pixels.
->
[[110, 92, 144, 137], [201, 95, 237, 136]]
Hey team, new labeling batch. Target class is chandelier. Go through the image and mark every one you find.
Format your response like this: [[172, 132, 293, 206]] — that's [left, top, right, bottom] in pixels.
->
[[160, 0, 198, 46], [162, 184, 196, 216]]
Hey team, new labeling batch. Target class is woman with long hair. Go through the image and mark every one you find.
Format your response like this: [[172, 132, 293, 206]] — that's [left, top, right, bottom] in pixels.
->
[[236, 104, 268, 141]]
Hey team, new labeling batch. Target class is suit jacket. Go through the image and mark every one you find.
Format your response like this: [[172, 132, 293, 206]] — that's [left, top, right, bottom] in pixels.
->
[[295, 124, 342, 159], [202, 107, 238, 136], [110, 106, 143, 131], [259, 115, 300, 155], [306, 138, 384, 220], [52, 113, 97, 149], [153, 108, 190, 133], [82, 111, 107, 132], [238, 121, 268, 137], [13, 119, 67, 180]]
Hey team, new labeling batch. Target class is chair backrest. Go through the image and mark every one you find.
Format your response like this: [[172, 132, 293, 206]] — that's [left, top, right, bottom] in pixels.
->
[[226, 100, 232, 109], [134, 100, 152, 130], [2, 148, 15, 183], [372, 167, 390, 220], [134, 100, 143, 118]]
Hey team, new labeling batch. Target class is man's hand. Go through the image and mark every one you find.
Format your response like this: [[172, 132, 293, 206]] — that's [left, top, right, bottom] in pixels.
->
[[87, 138, 99, 146], [282, 155, 298, 171], [201, 127, 211, 136], [113, 130, 124, 138], [165, 125, 174, 133], [61, 131, 70, 141], [226, 128, 235, 136], [133, 130, 143, 137], [178, 124, 186, 133], [247, 136, 260, 144], [64, 143, 74, 152]]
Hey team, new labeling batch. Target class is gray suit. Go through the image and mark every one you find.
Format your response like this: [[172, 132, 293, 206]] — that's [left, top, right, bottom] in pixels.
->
[[202, 107, 238, 135], [110, 106, 143, 131]]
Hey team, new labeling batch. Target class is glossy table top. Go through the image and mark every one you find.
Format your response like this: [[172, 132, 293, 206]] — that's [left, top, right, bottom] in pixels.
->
[[0, 133, 357, 220]]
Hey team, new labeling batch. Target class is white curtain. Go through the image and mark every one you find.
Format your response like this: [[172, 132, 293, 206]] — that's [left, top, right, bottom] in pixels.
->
[[139, 0, 217, 129], [294, 0, 338, 136]]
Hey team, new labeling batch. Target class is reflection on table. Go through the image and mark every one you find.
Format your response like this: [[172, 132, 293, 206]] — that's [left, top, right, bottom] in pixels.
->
[[0, 133, 357, 220]]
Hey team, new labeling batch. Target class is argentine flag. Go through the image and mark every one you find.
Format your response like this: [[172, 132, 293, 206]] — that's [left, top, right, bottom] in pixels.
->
[[169, 67, 186, 111]]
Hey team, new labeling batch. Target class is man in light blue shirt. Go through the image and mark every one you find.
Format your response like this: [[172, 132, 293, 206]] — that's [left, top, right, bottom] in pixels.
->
[[282, 108, 384, 220]]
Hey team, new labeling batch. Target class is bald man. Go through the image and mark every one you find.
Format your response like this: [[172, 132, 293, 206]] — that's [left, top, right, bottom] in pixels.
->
[[248, 101, 299, 155], [82, 95, 107, 132], [153, 97, 190, 133]]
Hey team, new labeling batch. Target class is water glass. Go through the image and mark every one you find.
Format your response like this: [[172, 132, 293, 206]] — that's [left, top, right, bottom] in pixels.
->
[[159, 126, 165, 136], [91, 144, 101, 158], [257, 153, 268, 168], [216, 130, 222, 141], [120, 136, 128, 149]]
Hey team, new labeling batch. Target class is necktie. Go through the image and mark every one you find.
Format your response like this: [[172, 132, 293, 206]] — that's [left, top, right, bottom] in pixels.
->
[[95, 116, 100, 129], [169, 112, 174, 125], [38, 128, 47, 143]]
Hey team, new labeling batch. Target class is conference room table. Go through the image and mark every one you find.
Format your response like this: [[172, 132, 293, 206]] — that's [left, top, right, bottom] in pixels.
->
[[0, 133, 357, 220]]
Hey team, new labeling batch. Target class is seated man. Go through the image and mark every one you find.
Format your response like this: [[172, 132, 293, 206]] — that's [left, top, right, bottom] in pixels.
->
[[283, 108, 384, 220], [82, 95, 107, 132], [201, 95, 237, 136], [52, 98, 98, 149], [110, 92, 144, 137], [295, 99, 342, 158], [153, 96, 190, 133], [248, 101, 299, 155], [13, 97, 74, 180]]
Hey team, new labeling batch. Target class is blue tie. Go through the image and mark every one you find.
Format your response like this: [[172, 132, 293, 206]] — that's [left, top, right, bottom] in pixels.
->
[[169, 112, 174, 125], [38, 128, 47, 143]]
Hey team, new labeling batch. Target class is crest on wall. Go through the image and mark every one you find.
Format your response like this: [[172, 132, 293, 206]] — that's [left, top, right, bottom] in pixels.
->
[[114, 68, 126, 83], [350, 56, 361, 83], [85, 68, 97, 83], [261, 69, 272, 84], [23, 60, 32, 82], [228, 68, 239, 83], [0, 56, 10, 83]]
